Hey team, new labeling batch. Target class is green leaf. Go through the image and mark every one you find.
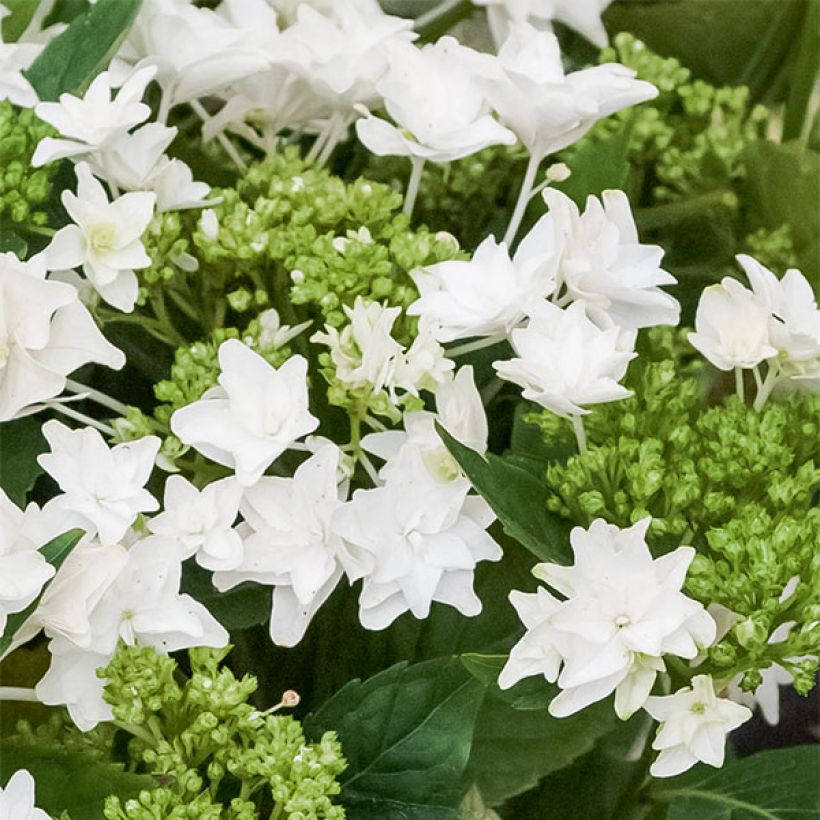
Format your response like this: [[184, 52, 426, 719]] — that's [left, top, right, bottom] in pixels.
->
[[24, 0, 142, 101], [0, 529, 84, 658], [461, 653, 553, 711], [466, 686, 618, 806], [0, 230, 28, 259], [0, 0, 39, 42], [743, 140, 820, 287], [0, 741, 156, 820], [0, 416, 47, 507], [304, 657, 486, 820], [181, 562, 271, 630], [653, 745, 820, 820], [438, 424, 571, 564]]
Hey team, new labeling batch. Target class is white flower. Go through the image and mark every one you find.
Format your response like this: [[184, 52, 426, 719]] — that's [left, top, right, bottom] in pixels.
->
[[0, 489, 55, 638], [31, 67, 156, 166], [542, 188, 679, 329], [645, 675, 752, 777], [147, 475, 243, 571], [474, 0, 614, 48], [45, 162, 156, 312], [36, 535, 228, 730], [0, 251, 124, 421], [500, 518, 717, 720], [214, 444, 348, 647], [408, 230, 557, 343], [688, 278, 776, 371], [332, 455, 502, 630], [171, 341, 318, 487], [0, 770, 49, 820], [479, 24, 656, 163], [356, 37, 516, 164], [0, 5, 42, 108], [739, 254, 820, 383], [494, 301, 635, 417], [37, 421, 160, 545], [280, 2, 415, 113], [363, 365, 487, 484], [395, 318, 455, 396], [311, 298, 404, 394]]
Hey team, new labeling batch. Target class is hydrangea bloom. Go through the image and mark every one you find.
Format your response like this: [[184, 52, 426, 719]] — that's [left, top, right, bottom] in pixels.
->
[[37, 421, 160, 545], [541, 188, 679, 330], [32, 67, 156, 165], [356, 37, 516, 164], [45, 162, 156, 312], [213, 445, 348, 647], [171, 340, 318, 486], [0, 770, 50, 820], [333, 454, 502, 630], [645, 675, 752, 776], [494, 301, 636, 418], [0, 7, 42, 107], [500, 518, 717, 719], [0, 251, 124, 421], [147, 475, 244, 571], [408, 231, 557, 343]]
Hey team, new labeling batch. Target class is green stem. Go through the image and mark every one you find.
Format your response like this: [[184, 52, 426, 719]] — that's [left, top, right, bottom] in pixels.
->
[[414, 0, 474, 40], [782, 0, 820, 141], [112, 720, 158, 747]]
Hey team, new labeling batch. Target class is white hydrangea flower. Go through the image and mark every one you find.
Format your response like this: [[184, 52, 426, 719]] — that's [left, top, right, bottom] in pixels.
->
[[0, 489, 55, 639], [355, 37, 516, 164], [214, 444, 348, 647], [37, 421, 160, 546], [408, 231, 557, 343], [36, 535, 229, 730], [494, 300, 636, 418], [332, 453, 502, 630], [688, 278, 776, 371], [171, 340, 318, 487], [363, 365, 487, 484], [45, 162, 156, 312], [31, 67, 156, 165], [645, 674, 752, 777], [0, 770, 50, 820], [0, 251, 124, 421], [394, 318, 455, 396], [0, 5, 42, 108], [474, 0, 614, 48], [542, 188, 679, 330], [311, 298, 404, 394], [147, 475, 244, 571], [480, 24, 656, 163], [500, 518, 717, 720]]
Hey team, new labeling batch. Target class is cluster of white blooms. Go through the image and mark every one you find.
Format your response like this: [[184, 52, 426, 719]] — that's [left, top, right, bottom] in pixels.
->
[[690, 254, 820, 407], [500, 517, 751, 776]]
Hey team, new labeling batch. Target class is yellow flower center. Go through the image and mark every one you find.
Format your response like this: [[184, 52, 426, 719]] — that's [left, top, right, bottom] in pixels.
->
[[88, 222, 118, 254]]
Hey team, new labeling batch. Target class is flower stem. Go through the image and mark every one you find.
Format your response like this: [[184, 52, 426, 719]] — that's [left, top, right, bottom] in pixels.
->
[[734, 367, 745, 403], [403, 156, 426, 220], [64, 379, 129, 415], [0, 687, 39, 702], [504, 153, 540, 246], [571, 414, 587, 453], [191, 100, 247, 170], [753, 361, 780, 411], [46, 401, 116, 436], [446, 335, 505, 357]]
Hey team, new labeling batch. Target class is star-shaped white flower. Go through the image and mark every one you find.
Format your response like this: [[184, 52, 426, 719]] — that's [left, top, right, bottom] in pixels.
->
[[0, 770, 50, 820], [37, 421, 160, 546], [214, 444, 348, 646], [0, 251, 124, 421], [542, 188, 679, 330], [148, 475, 244, 571], [36, 534, 228, 730], [32, 67, 156, 166], [332, 454, 502, 630], [645, 675, 752, 777], [45, 162, 156, 312], [494, 300, 636, 418], [171, 341, 318, 487], [408, 231, 557, 343], [500, 518, 717, 720]]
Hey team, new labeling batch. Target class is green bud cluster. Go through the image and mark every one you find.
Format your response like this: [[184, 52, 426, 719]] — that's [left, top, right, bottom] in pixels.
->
[[0, 100, 57, 226], [100, 643, 346, 819], [529, 335, 819, 695], [743, 224, 798, 273]]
